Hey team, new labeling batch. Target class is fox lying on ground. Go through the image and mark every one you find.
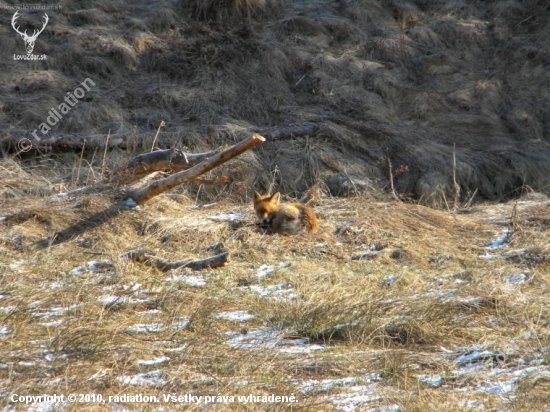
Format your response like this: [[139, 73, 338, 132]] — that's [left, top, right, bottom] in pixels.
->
[[253, 191, 318, 235]]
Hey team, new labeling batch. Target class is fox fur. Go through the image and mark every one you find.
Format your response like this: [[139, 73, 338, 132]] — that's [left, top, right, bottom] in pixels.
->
[[253, 191, 318, 235]]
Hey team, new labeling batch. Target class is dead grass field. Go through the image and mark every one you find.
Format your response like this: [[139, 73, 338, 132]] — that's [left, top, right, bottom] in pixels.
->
[[1, 158, 549, 411]]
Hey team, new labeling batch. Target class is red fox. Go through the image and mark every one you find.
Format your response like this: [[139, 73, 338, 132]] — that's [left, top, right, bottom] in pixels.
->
[[253, 191, 318, 235]]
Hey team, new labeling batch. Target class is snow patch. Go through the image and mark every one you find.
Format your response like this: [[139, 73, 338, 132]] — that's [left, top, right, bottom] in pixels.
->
[[208, 212, 242, 222], [117, 370, 166, 386], [69, 260, 113, 275], [299, 375, 381, 393], [30, 304, 81, 318], [226, 329, 319, 352], [255, 262, 291, 279], [166, 274, 207, 287], [39, 320, 63, 328], [126, 323, 165, 333], [171, 317, 190, 331], [416, 374, 443, 387], [136, 356, 170, 366], [136, 309, 161, 316], [485, 229, 511, 249], [243, 283, 299, 301], [214, 310, 254, 321], [506, 273, 528, 284]]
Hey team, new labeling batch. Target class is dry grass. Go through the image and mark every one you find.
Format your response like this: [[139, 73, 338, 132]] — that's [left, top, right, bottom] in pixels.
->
[[180, 0, 282, 21], [1, 158, 549, 410]]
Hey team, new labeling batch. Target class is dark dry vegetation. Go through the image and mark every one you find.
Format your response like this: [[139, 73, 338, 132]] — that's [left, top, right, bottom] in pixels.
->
[[1, 0, 550, 411], [1, 0, 550, 202]]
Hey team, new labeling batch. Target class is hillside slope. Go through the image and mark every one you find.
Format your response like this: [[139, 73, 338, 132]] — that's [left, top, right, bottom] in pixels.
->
[[1, 0, 550, 201]]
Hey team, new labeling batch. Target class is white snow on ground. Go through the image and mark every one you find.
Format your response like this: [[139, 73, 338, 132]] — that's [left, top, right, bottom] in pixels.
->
[[97, 295, 130, 305], [416, 374, 443, 387], [324, 386, 381, 412], [213, 310, 255, 321], [296, 375, 385, 411], [299, 374, 381, 393], [255, 262, 291, 279], [241, 283, 299, 301], [279, 344, 325, 354], [226, 329, 322, 352], [207, 211, 242, 221], [69, 259, 113, 275], [256, 264, 275, 278], [117, 370, 167, 386], [38, 320, 63, 328], [484, 229, 511, 249], [97, 295, 155, 306], [506, 273, 528, 284], [30, 304, 81, 318], [126, 323, 165, 333], [136, 309, 162, 315], [22, 402, 67, 412], [166, 274, 207, 287], [136, 356, 170, 366], [171, 317, 190, 331]]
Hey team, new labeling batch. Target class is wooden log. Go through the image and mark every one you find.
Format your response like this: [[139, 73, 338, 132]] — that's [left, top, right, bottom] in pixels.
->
[[1, 135, 125, 153], [127, 133, 266, 204], [122, 250, 230, 271]]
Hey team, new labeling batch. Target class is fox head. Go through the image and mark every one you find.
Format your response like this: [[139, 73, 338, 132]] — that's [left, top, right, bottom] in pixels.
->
[[253, 191, 280, 227]]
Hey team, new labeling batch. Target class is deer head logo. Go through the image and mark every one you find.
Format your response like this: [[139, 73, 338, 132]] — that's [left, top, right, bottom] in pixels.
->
[[11, 11, 49, 55]]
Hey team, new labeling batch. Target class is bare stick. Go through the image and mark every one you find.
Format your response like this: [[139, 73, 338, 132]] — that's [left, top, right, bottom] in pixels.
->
[[150, 120, 166, 152], [101, 129, 111, 177], [387, 153, 398, 200], [122, 250, 230, 271], [452, 142, 460, 210], [127, 134, 266, 204], [74, 141, 86, 188]]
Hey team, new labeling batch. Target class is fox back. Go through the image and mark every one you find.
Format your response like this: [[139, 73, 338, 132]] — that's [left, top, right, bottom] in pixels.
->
[[253, 191, 318, 235]]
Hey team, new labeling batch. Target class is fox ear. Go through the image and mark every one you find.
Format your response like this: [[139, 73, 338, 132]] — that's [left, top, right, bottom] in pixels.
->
[[253, 191, 261, 201], [270, 192, 281, 204]]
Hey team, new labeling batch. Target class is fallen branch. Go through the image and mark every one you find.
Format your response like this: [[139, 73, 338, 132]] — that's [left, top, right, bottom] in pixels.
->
[[1, 135, 125, 153], [122, 250, 229, 271], [127, 133, 266, 204], [112, 147, 222, 184]]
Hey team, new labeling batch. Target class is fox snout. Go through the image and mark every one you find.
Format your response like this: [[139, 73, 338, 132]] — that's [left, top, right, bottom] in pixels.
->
[[259, 216, 271, 227], [256, 211, 271, 227]]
